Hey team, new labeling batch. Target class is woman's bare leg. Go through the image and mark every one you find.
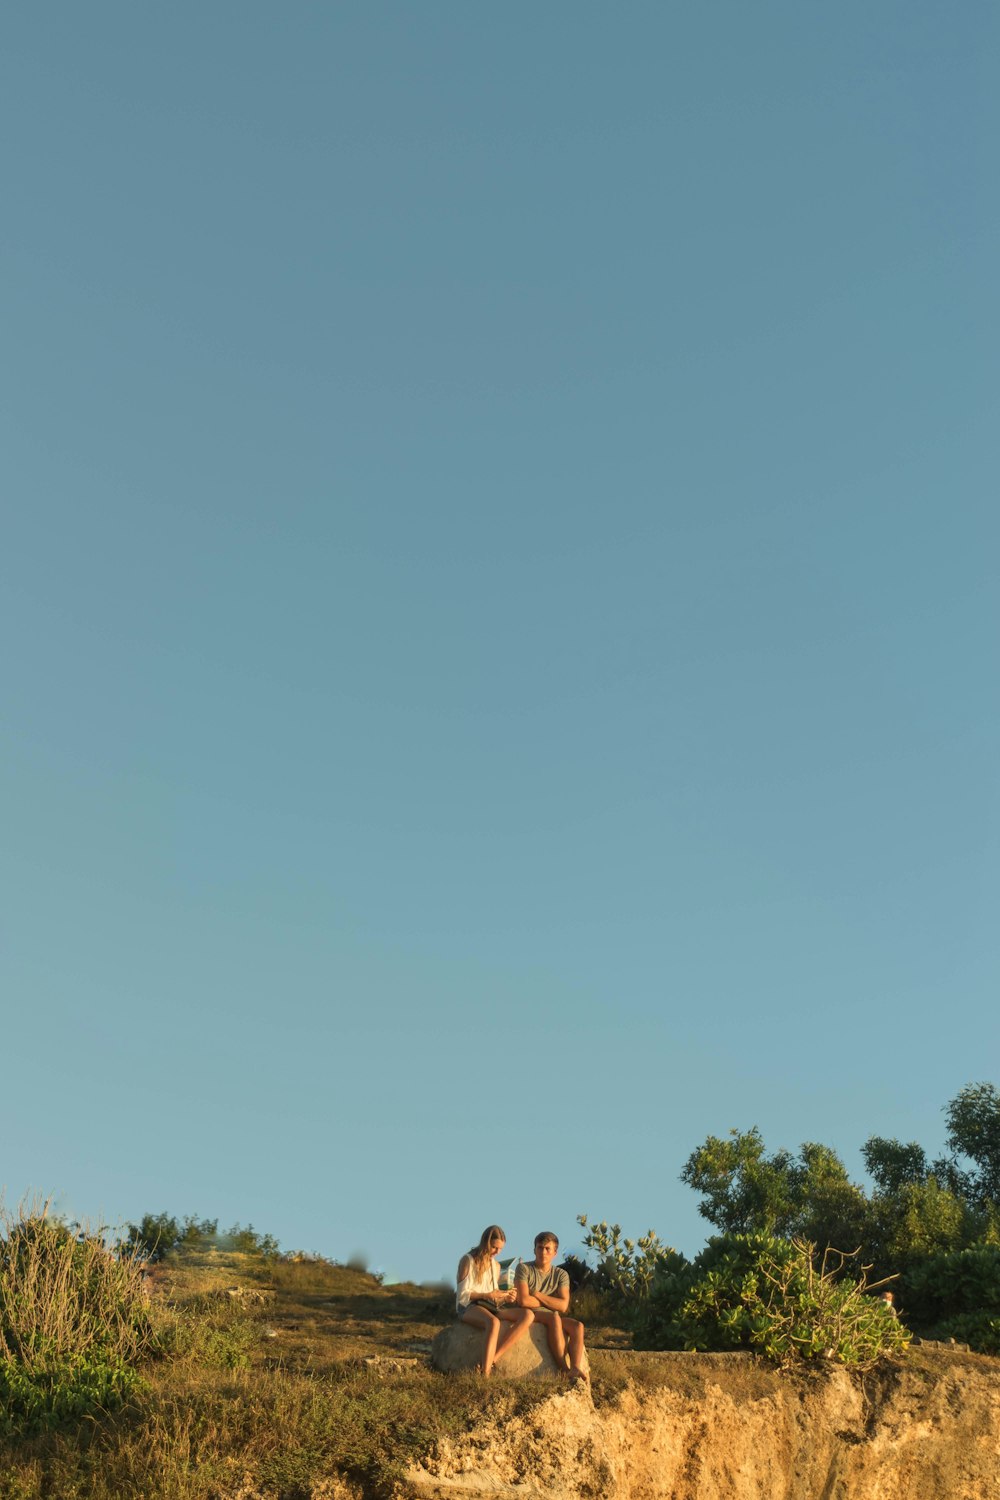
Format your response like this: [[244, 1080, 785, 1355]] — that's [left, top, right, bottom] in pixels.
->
[[492, 1307, 534, 1363], [461, 1306, 502, 1375]]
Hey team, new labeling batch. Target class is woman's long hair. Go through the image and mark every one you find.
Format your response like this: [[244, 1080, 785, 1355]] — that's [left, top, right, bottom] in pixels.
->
[[468, 1225, 505, 1275]]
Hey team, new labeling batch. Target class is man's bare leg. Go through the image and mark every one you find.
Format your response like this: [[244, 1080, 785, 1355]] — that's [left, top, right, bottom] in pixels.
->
[[563, 1316, 588, 1381], [530, 1308, 567, 1369]]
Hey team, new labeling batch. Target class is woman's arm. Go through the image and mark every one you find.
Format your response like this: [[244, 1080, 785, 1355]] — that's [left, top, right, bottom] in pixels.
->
[[457, 1255, 514, 1307]]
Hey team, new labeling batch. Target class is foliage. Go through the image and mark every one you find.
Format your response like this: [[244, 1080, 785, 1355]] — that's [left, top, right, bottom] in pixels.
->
[[943, 1083, 1000, 1206], [124, 1214, 218, 1260], [223, 1223, 280, 1257], [681, 1085, 1000, 1278], [559, 1253, 594, 1292], [924, 1311, 1000, 1354], [155, 1304, 261, 1371], [679, 1132, 869, 1254], [632, 1232, 793, 1351], [679, 1130, 800, 1236], [862, 1137, 929, 1195], [865, 1175, 969, 1277], [737, 1243, 909, 1368], [901, 1244, 1000, 1345], [902, 1241, 1000, 1353], [632, 1233, 908, 1368], [576, 1215, 679, 1302], [0, 1204, 152, 1434], [124, 1213, 279, 1262]]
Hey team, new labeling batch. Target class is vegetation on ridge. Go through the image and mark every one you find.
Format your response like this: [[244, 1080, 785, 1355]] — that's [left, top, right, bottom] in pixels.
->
[[0, 1220, 556, 1499], [4, 1082, 1000, 1494], [578, 1082, 1000, 1361]]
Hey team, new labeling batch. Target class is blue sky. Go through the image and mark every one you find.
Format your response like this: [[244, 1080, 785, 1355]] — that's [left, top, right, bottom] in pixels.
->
[[3, 3, 997, 1283]]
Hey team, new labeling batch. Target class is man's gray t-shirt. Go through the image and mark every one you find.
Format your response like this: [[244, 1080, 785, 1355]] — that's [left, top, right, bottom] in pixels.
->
[[515, 1261, 569, 1300]]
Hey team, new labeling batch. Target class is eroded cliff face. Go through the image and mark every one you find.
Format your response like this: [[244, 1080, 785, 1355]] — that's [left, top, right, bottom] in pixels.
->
[[405, 1347, 1000, 1500]]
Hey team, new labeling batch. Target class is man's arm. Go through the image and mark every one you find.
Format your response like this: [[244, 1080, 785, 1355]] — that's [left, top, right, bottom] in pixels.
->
[[514, 1267, 535, 1308], [515, 1269, 569, 1314]]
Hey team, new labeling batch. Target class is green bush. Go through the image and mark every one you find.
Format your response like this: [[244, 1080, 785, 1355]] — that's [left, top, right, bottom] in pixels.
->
[[632, 1232, 791, 1351], [0, 1205, 152, 1433], [124, 1214, 219, 1261], [902, 1244, 1000, 1350], [576, 1215, 679, 1303], [223, 1223, 279, 1257], [924, 1312, 1000, 1354], [124, 1214, 279, 1262], [632, 1233, 909, 1367]]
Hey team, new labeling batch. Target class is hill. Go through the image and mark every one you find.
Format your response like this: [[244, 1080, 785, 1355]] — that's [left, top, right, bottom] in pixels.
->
[[3, 1247, 998, 1499]]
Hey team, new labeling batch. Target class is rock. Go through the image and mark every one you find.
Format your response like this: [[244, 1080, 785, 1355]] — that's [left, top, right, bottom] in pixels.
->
[[408, 1347, 1000, 1500], [216, 1286, 275, 1305], [430, 1323, 589, 1380]]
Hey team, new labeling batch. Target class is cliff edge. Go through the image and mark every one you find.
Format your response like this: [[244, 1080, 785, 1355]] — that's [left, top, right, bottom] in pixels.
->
[[405, 1346, 1000, 1500]]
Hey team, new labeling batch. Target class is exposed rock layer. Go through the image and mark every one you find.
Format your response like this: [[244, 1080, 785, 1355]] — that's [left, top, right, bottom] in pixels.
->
[[406, 1347, 1000, 1500]]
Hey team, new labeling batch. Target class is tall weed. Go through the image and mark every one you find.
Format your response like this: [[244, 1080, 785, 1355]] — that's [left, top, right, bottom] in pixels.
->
[[0, 1201, 152, 1433]]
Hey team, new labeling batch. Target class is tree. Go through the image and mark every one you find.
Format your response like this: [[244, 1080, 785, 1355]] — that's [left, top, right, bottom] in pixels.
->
[[944, 1083, 1000, 1206], [861, 1138, 928, 1196], [680, 1129, 800, 1236], [793, 1142, 870, 1255], [680, 1132, 868, 1251], [681, 1085, 1000, 1277]]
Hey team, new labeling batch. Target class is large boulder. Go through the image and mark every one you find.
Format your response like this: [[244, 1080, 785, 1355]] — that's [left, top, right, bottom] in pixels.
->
[[430, 1322, 589, 1379]]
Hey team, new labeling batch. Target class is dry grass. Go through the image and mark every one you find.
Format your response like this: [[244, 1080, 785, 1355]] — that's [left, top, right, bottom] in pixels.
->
[[4, 1235, 991, 1498], [0, 1245, 554, 1500], [0, 1200, 151, 1370]]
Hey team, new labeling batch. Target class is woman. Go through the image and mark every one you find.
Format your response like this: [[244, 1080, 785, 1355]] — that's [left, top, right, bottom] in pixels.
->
[[456, 1225, 534, 1376]]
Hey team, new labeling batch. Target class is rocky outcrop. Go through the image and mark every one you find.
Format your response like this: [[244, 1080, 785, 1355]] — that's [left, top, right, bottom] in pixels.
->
[[406, 1347, 1000, 1499], [431, 1323, 589, 1380]]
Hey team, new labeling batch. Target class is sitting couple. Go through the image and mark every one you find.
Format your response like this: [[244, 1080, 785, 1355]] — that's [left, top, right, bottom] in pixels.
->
[[456, 1225, 587, 1381]]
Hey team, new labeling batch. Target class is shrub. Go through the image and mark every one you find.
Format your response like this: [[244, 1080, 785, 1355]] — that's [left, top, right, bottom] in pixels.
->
[[576, 1215, 678, 1303], [632, 1232, 791, 1351], [559, 1253, 594, 1292], [0, 1203, 153, 1433], [124, 1214, 219, 1261], [902, 1244, 1000, 1351], [222, 1223, 279, 1257], [124, 1214, 278, 1262], [632, 1233, 909, 1368], [156, 1307, 261, 1371]]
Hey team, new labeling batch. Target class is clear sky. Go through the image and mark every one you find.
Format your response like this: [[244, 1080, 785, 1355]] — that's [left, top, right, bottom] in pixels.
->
[[3, 3, 997, 1284]]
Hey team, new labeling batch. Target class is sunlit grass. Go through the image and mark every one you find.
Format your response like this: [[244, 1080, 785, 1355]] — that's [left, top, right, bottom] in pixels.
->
[[0, 1231, 556, 1499]]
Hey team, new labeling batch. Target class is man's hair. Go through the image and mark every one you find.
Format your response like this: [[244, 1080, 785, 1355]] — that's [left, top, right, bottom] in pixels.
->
[[534, 1231, 559, 1248]]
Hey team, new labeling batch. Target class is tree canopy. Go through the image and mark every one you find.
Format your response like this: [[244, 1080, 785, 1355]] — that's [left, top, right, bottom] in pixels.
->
[[680, 1082, 1000, 1277]]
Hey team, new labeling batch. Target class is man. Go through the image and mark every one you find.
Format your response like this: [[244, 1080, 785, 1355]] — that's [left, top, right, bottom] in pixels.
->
[[878, 1290, 900, 1320], [515, 1230, 587, 1382]]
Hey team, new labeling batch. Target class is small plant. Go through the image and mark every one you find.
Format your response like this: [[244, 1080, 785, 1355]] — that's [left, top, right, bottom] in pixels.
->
[[576, 1215, 677, 1302], [741, 1242, 910, 1367]]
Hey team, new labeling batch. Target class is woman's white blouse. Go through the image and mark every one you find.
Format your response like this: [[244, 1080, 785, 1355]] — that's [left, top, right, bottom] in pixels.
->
[[456, 1255, 499, 1311]]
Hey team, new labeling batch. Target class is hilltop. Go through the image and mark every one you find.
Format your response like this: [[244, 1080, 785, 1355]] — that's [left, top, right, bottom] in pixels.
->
[[3, 1244, 999, 1499]]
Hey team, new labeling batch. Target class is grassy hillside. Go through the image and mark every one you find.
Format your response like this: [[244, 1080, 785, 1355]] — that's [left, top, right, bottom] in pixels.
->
[[0, 1244, 579, 1499], [7, 1223, 974, 1500]]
